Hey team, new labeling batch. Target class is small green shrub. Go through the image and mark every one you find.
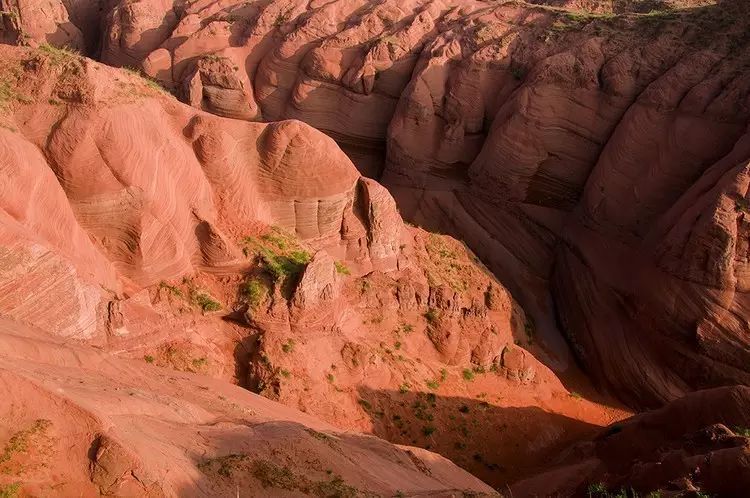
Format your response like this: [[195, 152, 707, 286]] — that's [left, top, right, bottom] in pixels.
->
[[461, 368, 474, 381], [0, 483, 20, 498], [281, 339, 295, 353], [260, 248, 310, 281], [144, 355, 155, 363], [159, 281, 183, 297], [334, 261, 351, 275], [241, 278, 267, 309], [423, 308, 439, 324], [359, 280, 371, 294], [273, 12, 289, 27], [735, 198, 750, 213], [279, 369, 291, 378], [195, 293, 221, 312], [252, 459, 296, 489], [587, 482, 607, 497], [261, 232, 287, 250], [0, 10, 18, 21], [425, 379, 440, 390], [422, 425, 436, 436], [357, 398, 372, 411], [399, 382, 410, 394], [569, 391, 583, 400]]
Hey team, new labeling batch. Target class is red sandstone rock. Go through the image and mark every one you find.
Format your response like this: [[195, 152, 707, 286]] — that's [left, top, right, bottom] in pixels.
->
[[0, 45, 630, 493], [512, 386, 750, 497], [29, 0, 743, 407], [0, 44, 504, 496], [3, 0, 750, 494], [0, 318, 496, 497]]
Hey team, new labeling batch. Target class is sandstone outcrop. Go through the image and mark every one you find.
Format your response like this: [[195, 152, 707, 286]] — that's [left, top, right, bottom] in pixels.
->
[[3, 0, 750, 494], [242, 227, 630, 487], [0, 318, 496, 497], [0, 43, 502, 496], [511, 386, 750, 497], [0, 44, 401, 341], [16, 0, 743, 407], [0, 44, 630, 492]]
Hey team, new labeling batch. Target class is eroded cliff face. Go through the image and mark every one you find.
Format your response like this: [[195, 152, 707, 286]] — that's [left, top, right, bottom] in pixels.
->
[[2, 0, 750, 495], [0, 45, 398, 341], [0, 44, 633, 494], [512, 386, 750, 497], [22, 0, 742, 408], [0, 45, 508, 496]]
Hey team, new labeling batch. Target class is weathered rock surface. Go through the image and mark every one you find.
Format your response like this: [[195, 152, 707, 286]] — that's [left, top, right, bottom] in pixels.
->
[[55, 0, 750, 405], [8, 0, 746, 407], [0, 318, 496, 497], [0, 44, 629, 492], [4, 0, 750, 494], [0, 44, 506, 496], [0, 44, 401, 341], [512, 386, 750, 498]]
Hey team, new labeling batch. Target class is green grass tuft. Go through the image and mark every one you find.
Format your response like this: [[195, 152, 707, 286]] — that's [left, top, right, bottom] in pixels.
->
[[422, 425, 436, 437], [423, 308, 439, 324], [195, 293, 221, 312], [38, 43, 79, 66], [260, 247, 310, 281], [159, 281, 183, 297], [281, 338, 295, 353], [334, 261, 351, 275], [425, 379, 440, 390], [241, 278, 267, 309], [0, 419, 51, 467], [0, 483, 20, 498]]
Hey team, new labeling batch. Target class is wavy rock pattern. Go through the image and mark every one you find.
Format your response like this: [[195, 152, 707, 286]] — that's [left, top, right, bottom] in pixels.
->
[[0, 45, 403, 341], [46, 0, 748, 407]]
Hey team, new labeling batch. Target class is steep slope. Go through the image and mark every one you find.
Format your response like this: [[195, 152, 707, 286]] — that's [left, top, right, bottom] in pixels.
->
[[512, 386, 750, 497], [38, 0, 746, 408], [386, 0, 750, 407], [0, 44, 632, 493], [3, 0, 750, 492], [0, 318, 496, 497], [0, 44, 499, 496]]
